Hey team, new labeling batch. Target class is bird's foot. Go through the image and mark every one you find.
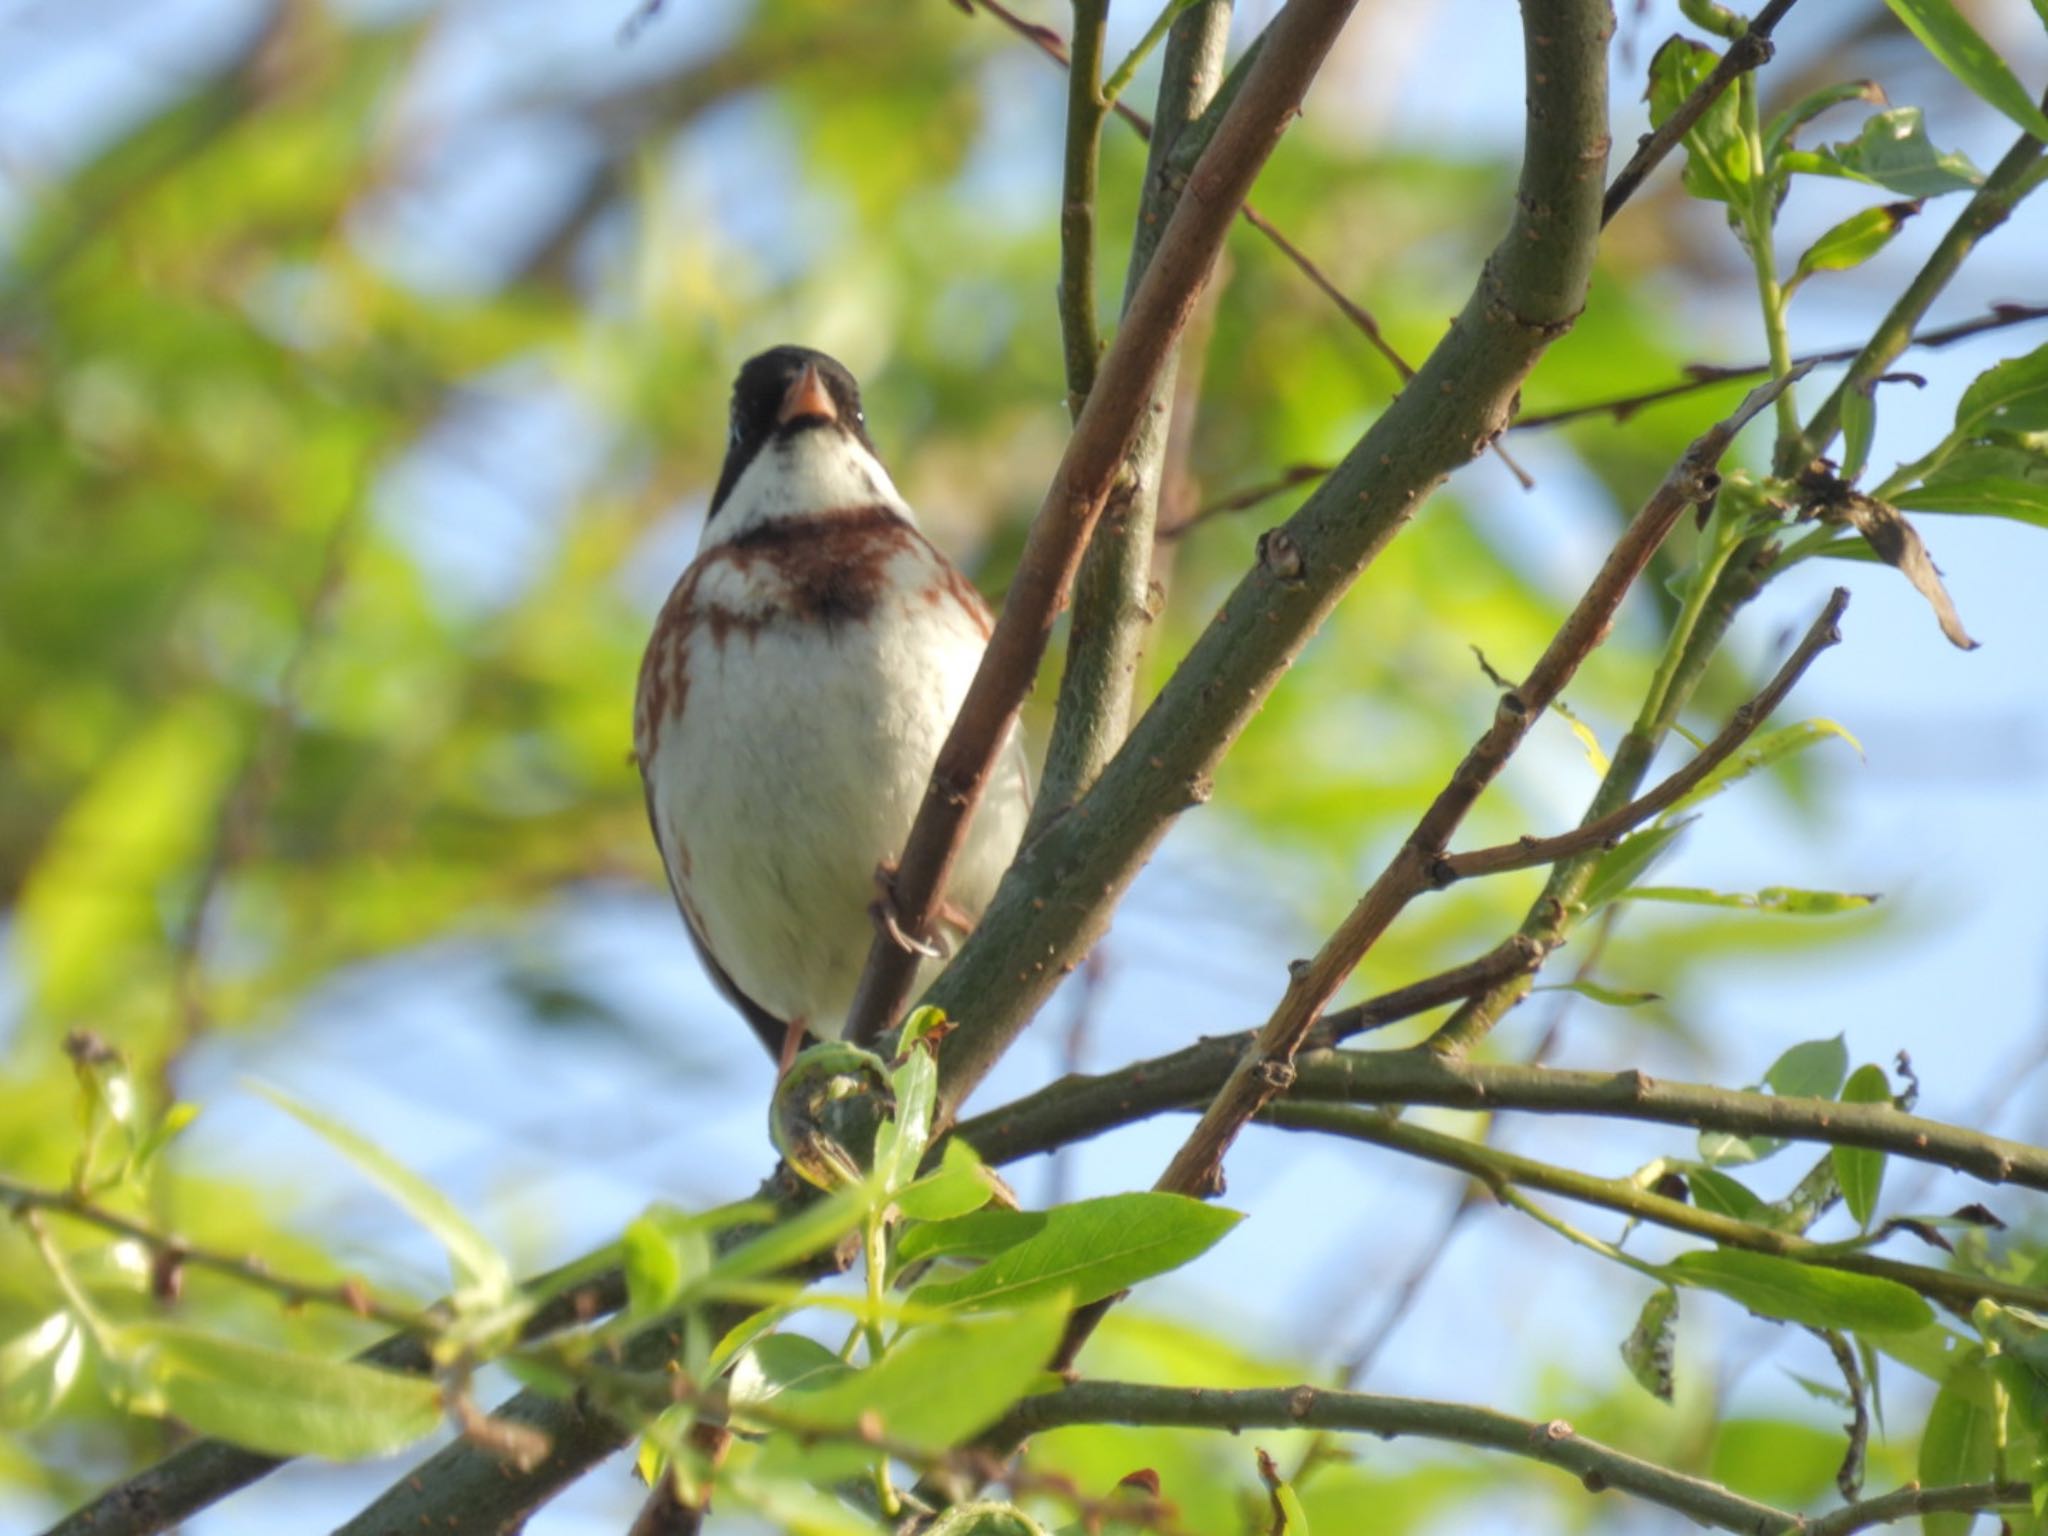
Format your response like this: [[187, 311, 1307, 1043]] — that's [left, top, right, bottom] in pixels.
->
[[776, 1017, 809, 1076], [870, 861, 946, 960]]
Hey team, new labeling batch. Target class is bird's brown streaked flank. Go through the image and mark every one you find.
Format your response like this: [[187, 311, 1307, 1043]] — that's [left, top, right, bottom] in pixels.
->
[[635, 346, 1032, 1068]]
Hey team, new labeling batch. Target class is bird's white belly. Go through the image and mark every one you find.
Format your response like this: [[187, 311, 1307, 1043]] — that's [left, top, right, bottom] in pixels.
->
[[649, 592, 1027, 1036]]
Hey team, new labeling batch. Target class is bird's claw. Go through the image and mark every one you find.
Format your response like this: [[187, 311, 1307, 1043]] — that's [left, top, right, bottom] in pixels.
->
[[871, 862, 947, 960]]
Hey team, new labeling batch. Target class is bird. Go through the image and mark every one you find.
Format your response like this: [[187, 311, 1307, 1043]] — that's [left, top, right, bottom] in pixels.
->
[[634, 345, 1032, 1070]]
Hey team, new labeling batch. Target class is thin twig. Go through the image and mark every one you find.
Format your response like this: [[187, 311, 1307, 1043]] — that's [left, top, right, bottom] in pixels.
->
[[1152, 369, 1804, 1200], [1439, 587, 1847, 882], [1601, 0, 1803, 226], [3, 1173, 429, 1332], [1056, 0, 1110, 420], [841, 0, 1361, 1047]]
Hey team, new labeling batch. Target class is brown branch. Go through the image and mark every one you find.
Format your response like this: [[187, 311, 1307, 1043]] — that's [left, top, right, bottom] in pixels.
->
[[965, 0, 1534, 489], [1516, 303, 2048, 432], [1600, 0, 1802, 226], [1056, 0, 1110, 419], [1439, 586, 1847, 882], [1152, 369, 1804, 1200], [842, 0, 1361, 1046]]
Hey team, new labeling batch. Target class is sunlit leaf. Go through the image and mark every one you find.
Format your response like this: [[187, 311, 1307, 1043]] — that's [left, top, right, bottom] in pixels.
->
[[623, 1216, 686, 1319], [1534, 979, 1660, 1008], [728, 1333, 853, 1430], [1622, 886, 1880, 915], [1667, 1249, 1932, 1332], [1787, 202, 1920, 293], [1764, 80, 1886, 161], [911, 1194, 1241, 1312], [113, 1324, 441, 1460], [1582, 820, 1689, 912], [1669, 719, 1862, 815], [0, 1313, 86, 1430], [252, 1082, 512, 1302], [896, 1208, 1047, 1267], [896, 1138, 1000, 1223], [1781, 108, 1983, 197], [1880, 0, 2048, 143], [1646, 37, 1750, 205]]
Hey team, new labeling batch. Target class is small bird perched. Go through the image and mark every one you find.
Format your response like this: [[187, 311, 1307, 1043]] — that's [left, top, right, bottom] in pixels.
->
[[635, 346, 1031, 1067]]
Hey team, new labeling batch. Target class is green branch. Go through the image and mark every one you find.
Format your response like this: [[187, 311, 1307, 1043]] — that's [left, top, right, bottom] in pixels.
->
[[1056, 0, 1109, 422]]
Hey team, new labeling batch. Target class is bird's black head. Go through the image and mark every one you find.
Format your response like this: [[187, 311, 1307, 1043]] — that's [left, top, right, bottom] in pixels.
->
[[709, 346, 876, 520]]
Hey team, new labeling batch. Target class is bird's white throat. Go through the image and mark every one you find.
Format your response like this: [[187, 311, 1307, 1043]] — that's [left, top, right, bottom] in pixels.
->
[[708, 429, 914, 547]]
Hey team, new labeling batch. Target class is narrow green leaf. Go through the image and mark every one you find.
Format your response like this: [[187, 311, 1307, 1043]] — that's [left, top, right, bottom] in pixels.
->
[[1782, 108, 1984, 197], [1764, 80, 1887, 161], [1670, 719, 1863, 816], [760, 1300, 1066, 1475], [623, 1216, 685, 1319], [1919, 1353, 1998, 1536], [1840, 380, 1877, 482], [1955, 343, 2048, 436], [1534, 979, 1661, 1009], [875, 1009, 945, 1195], [911, 1193, 1241, 1312], [1833, 1065, 1893, 1228], [1647, 37, 1750, 205], [0, 1313, 85, 1429], [1622, 885, 1880, 915], [706, 1184, 875, 1289], [895, 1138, 999, 1223], [1688, 1165, 1774, 1215], [1788, 201, 1920, 292], [115, 1324, 441, 1460], [896, 1208, 1047, 1267], [1667, 1249, 1933, 1333], [1880, 0, 2048, 143], [1582, 820, 1689, 912], [1766, 1035, 1850, 1101], [251, 1082, 511, 1301], [1621, 1288, 1679, 1403]]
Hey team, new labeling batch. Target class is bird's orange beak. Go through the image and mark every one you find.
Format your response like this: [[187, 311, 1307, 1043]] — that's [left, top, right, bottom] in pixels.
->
[[776, 363, 837, 426]]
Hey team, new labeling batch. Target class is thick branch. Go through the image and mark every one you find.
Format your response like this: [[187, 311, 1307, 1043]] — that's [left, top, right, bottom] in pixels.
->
[[1600, 0, 1801, 225], [1034, 0, 1235, 832], [843, 0, 1360, 1045], [1440, 586, 1846, 882], [926, 0, 1612, 1115], [1154, 370, 1798, 1198], [1008, 1380, 1791, 1532], [1265, 1103, 2048, 1316]]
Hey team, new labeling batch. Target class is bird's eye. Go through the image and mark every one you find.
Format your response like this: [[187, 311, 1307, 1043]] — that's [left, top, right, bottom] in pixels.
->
[[854, 409, 866, 429]]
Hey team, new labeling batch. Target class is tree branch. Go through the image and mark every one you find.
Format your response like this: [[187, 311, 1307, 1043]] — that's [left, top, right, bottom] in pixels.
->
[[925, 0, 1612, 1115], [1033, 0, 1235, 833], [1153, 369, 1799, 1199], [1439, 585, 1846, 882], [1804, 1480, 2032, 1536], [1600, 0, 1802, 226], [843, 0, 1362, 1045], [1055, 0, 1109, 420], [1006, 1380, 1794, 1533], [952, 1044, 2048, 1197], [1264, 1103, 2048, 1316]]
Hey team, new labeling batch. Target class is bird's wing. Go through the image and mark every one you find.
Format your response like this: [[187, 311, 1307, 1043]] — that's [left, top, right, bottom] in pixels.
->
[[639, 776, 789, 1060]]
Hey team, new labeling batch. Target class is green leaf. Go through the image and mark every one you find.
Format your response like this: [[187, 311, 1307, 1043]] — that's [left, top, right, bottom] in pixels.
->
[[896, 1208, 1047, 1267], [1646, 37, 1750, 205], [1764, 80, 1887, 161], [728, 1333, 853, 1429], [623, 1216, 686, 1319], [1582, 820, 1689, 912], [1669, 719, 1863, 815], [1688, 1165, 1772, 1216], [1896, 440, 2048, 529], [1787, 201, 1920, 292], [1766, 1035, 1850, 1101], [1833, 1064, 1892, 1228], [0, 1313, 85, 1429], [1534, 979, 1661, 1009], [911, 1193, 1241, 1312], [895, 1138, 999, 1223], [927, 1502, 1049, 1536], [1919, 1353, 1999, 1536], [1782, 108, 1984, 197], [875, 1008, 946, 1195], [1880, 0, 2048, 143], [707, 1184, 876, 1290], [252, 1082, 512, 1302], [114, 1324, 442, 1460], [760, 1300, 1066, 1475], [1622, 885, 1880, 915], [1667, 1249, 1933, 1333], [1955, 343, 2048, 436], [1621, 1288, 1679, 1403]]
